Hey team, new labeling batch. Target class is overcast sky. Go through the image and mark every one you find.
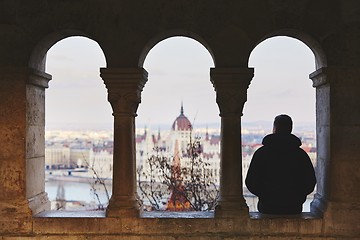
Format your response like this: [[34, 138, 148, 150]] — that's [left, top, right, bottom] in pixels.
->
[[45, 36, 316, 131]]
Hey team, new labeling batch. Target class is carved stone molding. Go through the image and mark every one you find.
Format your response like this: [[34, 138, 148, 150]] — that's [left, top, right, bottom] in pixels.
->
[[210, 67, 254, 116], [100, 67, 147, 218], [0, 67, 51, 88], [100, 68, 148, 115], [310, 66, 360, 88], [210, 67, 253, 218], [27, 68, 52, 89], [309, 68, 329, 88]]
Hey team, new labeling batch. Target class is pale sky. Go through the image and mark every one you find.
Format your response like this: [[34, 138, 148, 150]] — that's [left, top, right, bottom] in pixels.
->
[[45, 36, 316, 131]]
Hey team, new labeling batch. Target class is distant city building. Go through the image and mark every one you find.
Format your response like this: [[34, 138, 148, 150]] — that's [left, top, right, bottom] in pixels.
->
[[44, 110, 316, 191], [45, 144, 71, 169], [90, 141, 113, 179], [136, 104, 221, 185], [45, 135, 113, 179]]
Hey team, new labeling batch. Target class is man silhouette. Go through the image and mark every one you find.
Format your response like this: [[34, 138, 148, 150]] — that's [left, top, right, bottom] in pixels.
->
[[245, 114, 316, 214]]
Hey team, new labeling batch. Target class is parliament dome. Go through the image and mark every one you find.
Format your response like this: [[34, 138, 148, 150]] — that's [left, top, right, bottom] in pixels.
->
[[172, 105, 192, 131]]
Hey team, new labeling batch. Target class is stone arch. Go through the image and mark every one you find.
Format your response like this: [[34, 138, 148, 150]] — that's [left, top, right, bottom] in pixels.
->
[[245, 29, 329, 216], [29, 30, 107, 71], [138, 34, 218, 132], [138, 30, 216, 67], [136, 34, 220, 212], [250, 29, 327, 69], [26, 32, 109, 214], [208, 24, 253, 67]]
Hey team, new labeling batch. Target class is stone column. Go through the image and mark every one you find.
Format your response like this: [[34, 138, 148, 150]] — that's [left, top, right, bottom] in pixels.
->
[[100, 67, 147, 218], [210, 67, 254, 218], [0, 67, 51, 232], [310, 67, 360, 234], [26, 68, 52, 215], [309, 67, 330, 216]]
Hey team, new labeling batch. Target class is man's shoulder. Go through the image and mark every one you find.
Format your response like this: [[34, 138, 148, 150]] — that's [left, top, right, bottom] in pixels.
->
[[262, 133, 302, 147], [253, 145, 270, 156]]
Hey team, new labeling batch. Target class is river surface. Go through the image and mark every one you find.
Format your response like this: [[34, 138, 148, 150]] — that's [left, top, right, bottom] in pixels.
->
[[45, 180, 112, 210], [45, 180, 312, 212]]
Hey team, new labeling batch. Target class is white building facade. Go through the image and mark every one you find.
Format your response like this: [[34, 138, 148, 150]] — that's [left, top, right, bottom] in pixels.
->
[[136, 105, 221, 186]]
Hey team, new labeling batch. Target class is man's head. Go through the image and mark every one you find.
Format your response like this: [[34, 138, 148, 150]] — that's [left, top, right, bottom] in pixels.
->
[[273, 114, 293, 134]]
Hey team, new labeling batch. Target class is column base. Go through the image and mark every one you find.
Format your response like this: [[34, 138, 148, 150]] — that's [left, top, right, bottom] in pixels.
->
[[215, 196, 249, 218], [28, 191, 51, 215], [106, 195, 143, 218], [310, 193, 327, 216]]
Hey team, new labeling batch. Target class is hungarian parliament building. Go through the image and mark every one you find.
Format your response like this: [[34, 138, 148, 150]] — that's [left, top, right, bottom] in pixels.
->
[[45, 105, 316, 189], [136, 105, 222, 186]]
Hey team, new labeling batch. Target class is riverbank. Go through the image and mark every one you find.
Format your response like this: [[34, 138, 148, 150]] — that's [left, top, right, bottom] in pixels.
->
[[45, 169, 112, 184]]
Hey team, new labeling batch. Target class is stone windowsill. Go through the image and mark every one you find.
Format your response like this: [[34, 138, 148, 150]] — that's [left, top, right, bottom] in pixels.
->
[[35, 210, 320, 219]]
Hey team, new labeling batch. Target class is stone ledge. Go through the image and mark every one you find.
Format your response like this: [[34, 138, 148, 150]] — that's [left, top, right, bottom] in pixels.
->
[[35, 210, 320, 219], [249, 212, 320, 220], [35, 210, 106, 218], [32, 210, 324, 236], [34, 210, 215, 218]]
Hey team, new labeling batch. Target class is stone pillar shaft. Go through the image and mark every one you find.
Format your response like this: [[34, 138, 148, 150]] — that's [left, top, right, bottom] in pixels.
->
[[111, 113, 137, 204], [101, 67, 147, 217], [26, 68, 52, 215], [309, 67, 330, 215], [220, 116, 242, 196], [310, 66, 360, 234], [210, 67, 253, 218], [0, 67, 28, 204], [0, 67, 51, 232]]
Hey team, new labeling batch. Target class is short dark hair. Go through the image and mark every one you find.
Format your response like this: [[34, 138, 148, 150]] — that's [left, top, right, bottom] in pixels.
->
[[273, 114, 293, 133]]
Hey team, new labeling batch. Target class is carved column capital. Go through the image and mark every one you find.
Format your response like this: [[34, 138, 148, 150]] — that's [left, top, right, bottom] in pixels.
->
[[210, 67, 254, 117], [100, 68, 148, 115], [309, 68, 327, 88], [27, 68, 52, 88], [309, 66, 360, 220], [0, 67, 52, 88], [100, 67, 146, 217], [310, 66, 360, 88], [211, 67, 253, 218]]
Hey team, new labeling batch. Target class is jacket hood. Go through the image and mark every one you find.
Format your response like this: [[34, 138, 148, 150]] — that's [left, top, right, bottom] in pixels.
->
[[262, 133, 302, 148]]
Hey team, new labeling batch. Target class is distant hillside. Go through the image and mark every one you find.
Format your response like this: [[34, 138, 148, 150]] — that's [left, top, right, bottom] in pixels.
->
[[46, 120, 315, 132]]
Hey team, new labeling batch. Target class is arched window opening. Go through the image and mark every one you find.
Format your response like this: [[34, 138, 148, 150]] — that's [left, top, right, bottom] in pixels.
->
[[45, 37, 113, 211], [242, 36, 317, 213], [136, 36, 219, 212]]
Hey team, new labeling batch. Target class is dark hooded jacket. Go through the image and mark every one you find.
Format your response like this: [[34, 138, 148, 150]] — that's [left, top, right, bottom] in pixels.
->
[[245, 133, 316, 214]]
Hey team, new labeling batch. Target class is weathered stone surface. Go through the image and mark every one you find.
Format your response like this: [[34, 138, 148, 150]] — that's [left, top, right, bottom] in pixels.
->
[[0, 0, 360, 239]]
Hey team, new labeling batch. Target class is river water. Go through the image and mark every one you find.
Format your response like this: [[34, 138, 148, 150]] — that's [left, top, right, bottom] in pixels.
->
[[45, 180, 312, 212], [45, 180, 111, 210]]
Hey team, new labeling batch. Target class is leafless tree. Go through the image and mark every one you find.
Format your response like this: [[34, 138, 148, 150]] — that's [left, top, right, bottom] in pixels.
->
[[137, 135, 219, 211], [180, 136, 219, 211], [79, 155, 111, 210], [136, 148, 171, 210]]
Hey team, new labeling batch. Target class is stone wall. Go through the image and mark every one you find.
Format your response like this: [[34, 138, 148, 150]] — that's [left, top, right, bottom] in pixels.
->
[[0, 0, 359, 238]]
